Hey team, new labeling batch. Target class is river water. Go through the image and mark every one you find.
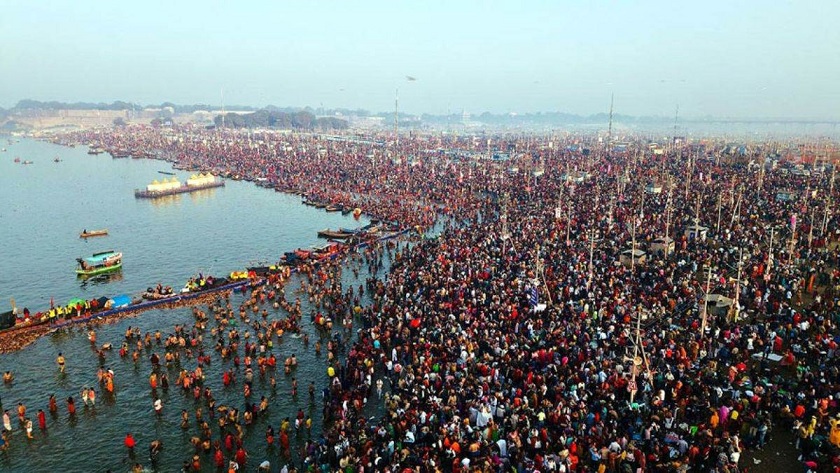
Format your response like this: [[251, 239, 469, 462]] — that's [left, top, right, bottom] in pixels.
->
[[0, 138, 385, 472]]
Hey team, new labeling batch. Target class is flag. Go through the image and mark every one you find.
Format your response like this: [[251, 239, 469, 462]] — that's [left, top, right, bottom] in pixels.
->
[[527, 286, 539, 307]]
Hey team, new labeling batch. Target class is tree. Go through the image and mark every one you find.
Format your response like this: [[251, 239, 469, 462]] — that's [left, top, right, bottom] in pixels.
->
[[113, 117, 127, 127]]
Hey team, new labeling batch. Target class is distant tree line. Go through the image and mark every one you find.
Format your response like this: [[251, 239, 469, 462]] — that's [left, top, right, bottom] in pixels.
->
[[213, 110, 348, 130]]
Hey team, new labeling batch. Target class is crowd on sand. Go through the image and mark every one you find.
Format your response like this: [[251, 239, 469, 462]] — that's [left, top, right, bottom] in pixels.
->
[[4, 126, 833, 472]]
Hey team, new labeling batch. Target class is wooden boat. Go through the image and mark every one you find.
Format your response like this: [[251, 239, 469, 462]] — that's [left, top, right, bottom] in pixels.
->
[[80, 229, 109, 238], [53, 157, 61, 163], [312, 242, 346, 261], [21, 160, 33, 165], [293, 249, 311, 260], [158, 171, 176, 176], [317, 229, 354, 239], [76, 250, 122, 276], [325, 204, 342, 212]]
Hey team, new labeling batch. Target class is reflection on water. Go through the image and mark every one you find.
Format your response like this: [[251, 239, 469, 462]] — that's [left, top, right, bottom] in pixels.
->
[[146, 193, 182, 207], [78, 270, 124, 289], [143, 187, 219, 207], [187, 187, 218, 203]]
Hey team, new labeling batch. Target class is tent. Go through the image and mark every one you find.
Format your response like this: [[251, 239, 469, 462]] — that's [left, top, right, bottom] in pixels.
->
[[66, 298, 86, 308], [109, 295, 132, 308], [0, 310, 15, 330]]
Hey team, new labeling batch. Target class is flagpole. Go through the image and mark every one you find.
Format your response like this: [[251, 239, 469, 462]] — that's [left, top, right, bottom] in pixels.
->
[[732, 247, 743, 322], [700, 268, 712, 340], [767, 227, 775, 281]]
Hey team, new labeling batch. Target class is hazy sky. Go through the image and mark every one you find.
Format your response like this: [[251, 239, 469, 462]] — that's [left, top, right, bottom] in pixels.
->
[[1, 1, 838, 118]]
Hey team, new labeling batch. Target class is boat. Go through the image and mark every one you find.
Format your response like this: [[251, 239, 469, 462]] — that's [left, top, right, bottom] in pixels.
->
[[302, 199, 328, 208], [325, 204, 342, 212], [312, 242, 346, 261], [317, 229, 355, 239], [76, 250, 122, 276], [293, 248, 311, 260], [80, 229, 109, 238], [157, 171, 176, 175], [134, 173, 225, 198], [87, 147, 104, 155], [54, 157, 61, 163], [13, 157, 20, 163], [21, 160, 33, 165]]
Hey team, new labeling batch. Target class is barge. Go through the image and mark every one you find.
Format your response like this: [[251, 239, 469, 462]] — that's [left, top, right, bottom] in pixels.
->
[[134, 173, 224, 198]]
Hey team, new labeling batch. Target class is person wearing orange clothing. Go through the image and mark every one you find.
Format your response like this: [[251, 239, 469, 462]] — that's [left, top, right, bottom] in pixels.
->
[[124, 432, 136, 450]]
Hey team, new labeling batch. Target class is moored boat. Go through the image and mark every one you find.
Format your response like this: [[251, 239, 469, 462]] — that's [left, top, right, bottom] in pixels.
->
[[76, 250, 122, 276], [80, 229, 109, 238], [134, 173, 224, 198], [312, 242, 346, 261], [317, 229, 355, 239]]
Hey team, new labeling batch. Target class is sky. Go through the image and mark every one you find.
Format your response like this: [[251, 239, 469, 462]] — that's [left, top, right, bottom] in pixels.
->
[[1, 1, 838, 119]]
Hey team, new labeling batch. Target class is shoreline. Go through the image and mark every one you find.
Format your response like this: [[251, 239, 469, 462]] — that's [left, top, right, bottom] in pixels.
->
[[0, 229, 411, 355]]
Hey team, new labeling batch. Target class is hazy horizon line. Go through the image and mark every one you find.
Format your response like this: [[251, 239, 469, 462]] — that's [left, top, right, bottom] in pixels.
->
[[3, 98, 839, 124]]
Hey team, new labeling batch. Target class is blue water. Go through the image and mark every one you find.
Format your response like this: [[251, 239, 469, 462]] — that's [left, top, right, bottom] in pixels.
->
[[0, 138, 369, 310], [0, 138, 383, 472]]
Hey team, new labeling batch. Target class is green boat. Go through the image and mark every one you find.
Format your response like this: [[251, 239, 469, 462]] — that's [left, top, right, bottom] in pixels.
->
[[76, 250, 123, 276]]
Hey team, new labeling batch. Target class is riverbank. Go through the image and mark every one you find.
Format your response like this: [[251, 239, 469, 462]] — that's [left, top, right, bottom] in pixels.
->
[[0, 229, 411, 356]]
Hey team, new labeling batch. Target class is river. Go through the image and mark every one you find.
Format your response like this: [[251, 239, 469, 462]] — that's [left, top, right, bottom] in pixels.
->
[[0, 137, 388, 472]]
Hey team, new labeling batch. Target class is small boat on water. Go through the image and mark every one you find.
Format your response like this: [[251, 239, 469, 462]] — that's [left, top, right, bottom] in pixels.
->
[[317, 229, 355, 239], [293, 248, 312, 260], [76, 250, 122, 276], [312, 242, 346, 261], [21, 160, 33, 165], [13, 157, 20, 163], [54, 157, 61, 163], [158, 171, 176, 176], [325, 204, 342, 212], [80, 229, 109, 238]]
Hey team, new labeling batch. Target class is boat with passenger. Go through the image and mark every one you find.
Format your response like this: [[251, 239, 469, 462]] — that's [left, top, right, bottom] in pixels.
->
[[80, 229, 109, 238], [76, 250, 122, 276]]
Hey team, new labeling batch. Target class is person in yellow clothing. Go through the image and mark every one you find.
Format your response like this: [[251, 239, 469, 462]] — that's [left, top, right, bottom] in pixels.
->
[[829, 418, 840, 448], [56, 353, 65, 373]]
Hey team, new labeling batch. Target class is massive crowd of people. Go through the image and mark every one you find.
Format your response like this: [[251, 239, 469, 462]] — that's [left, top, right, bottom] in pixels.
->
[[7, 125, 835, 472]]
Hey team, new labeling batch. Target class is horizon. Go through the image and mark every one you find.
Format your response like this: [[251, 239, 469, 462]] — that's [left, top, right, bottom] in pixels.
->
[[2, 1, 839, 120], [5, 99, 840, 125]]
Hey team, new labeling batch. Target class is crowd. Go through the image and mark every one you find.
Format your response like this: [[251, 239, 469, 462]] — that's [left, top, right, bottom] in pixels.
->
[[8, 127, 836, 472]]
